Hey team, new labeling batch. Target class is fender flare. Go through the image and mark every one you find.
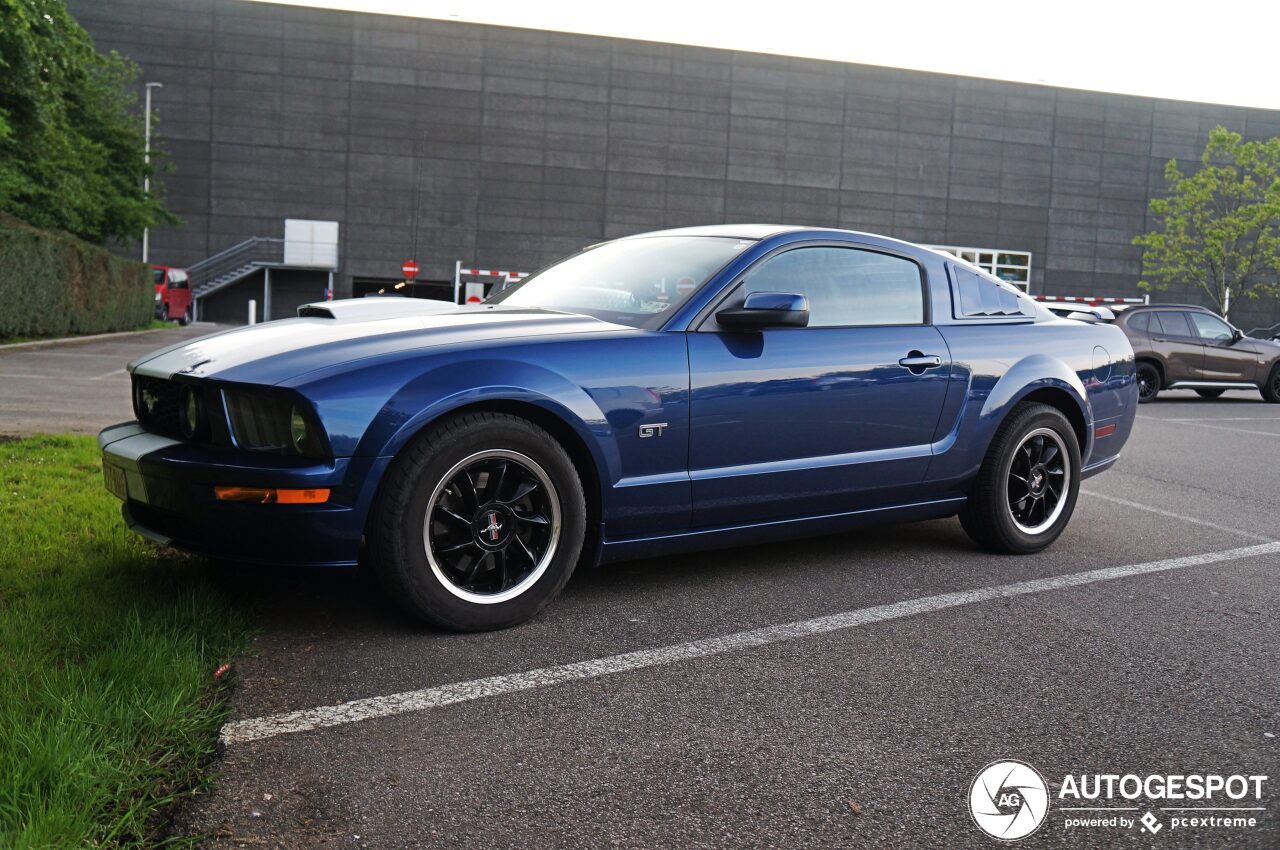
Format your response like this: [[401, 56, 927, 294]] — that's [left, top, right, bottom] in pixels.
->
[[979, 354, 1092, 454], [357, 355, 618, 485]]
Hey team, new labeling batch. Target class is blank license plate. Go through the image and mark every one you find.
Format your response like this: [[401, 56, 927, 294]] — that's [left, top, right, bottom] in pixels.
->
[[103, 463, 128, 501]]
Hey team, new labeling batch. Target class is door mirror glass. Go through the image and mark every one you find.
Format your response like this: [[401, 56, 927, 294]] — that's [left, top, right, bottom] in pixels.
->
[[716, 291, 809, 329]]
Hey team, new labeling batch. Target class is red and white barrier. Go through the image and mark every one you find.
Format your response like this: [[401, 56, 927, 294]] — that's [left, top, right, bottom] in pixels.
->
[[1033, 295, 1148, 305], [453, 261, 530, 304]]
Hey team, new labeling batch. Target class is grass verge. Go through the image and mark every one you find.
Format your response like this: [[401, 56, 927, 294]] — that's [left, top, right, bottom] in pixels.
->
[[0, 435, 246, 848], [0, 320, 173, 347]]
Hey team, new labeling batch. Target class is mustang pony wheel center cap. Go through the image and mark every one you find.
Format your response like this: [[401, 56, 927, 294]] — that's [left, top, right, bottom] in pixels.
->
[[472, 503, 515, 551]]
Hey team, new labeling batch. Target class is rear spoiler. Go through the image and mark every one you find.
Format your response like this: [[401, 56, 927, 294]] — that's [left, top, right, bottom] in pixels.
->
[[1042, 303, 1116, 323]]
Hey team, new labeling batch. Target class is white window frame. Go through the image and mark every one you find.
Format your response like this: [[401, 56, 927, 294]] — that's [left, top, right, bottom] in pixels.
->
[[925, 245, 1032, 291]]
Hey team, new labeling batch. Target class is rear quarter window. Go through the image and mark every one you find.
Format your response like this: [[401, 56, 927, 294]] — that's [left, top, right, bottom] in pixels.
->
[[948, 264, 1034, 319], [1127, 312, 1150, 332]]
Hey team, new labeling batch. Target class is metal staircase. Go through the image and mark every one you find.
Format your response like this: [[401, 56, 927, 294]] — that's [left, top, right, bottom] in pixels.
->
[[189, 237, 285, 302]]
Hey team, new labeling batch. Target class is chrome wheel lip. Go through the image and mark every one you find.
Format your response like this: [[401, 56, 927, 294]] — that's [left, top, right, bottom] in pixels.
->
[[423, 449, 561, 605], [1005, 427, 1071, 536]]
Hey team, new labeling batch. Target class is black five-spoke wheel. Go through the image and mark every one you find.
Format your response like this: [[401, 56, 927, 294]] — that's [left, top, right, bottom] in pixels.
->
[[959, 402, 1080, 554], [425, 450, 561, 603], [369, 412, 586, 631], [1006, 428, 1069, 534]]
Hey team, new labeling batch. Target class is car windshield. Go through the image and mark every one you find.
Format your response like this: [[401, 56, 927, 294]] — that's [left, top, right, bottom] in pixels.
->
[[485, 236, 753, 328]]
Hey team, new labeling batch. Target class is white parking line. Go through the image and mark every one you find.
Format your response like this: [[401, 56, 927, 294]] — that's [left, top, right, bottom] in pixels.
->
[[1138, 417, 1278, 438], [220, 541, 1280, 746], [1080, 490, 1274, 542]]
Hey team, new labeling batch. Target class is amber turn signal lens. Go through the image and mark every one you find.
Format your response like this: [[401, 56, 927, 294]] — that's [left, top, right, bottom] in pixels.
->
[[214, 486, 330, 504]]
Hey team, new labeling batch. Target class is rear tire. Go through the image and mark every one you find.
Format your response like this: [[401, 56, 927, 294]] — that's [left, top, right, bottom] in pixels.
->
[[1262, 364, 1280, 404], [1194, 388, 1224, 399], [1136, 362, 1161, 403], [368, 412, 586, 631], [960, 403, 1081, 554]]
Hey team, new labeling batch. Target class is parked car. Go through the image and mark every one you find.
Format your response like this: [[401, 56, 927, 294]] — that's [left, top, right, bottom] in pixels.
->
[[1113, 304, 1280, 403], [151, 265, 193, 325], [101, 226, 1137, 631]]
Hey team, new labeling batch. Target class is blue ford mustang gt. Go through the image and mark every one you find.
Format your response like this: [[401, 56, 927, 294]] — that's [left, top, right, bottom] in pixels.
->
[[100, 225, 1137, 630]]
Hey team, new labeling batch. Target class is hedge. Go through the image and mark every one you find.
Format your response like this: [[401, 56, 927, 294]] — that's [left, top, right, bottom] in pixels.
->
[[0, 213, 152, 339]]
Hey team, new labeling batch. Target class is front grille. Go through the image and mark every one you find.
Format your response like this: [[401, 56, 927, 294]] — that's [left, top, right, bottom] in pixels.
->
[[132, 375, 183, 437]]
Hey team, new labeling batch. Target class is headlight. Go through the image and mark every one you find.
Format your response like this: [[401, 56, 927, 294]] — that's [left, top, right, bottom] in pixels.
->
[[179, 386, 202, 439], [224, 390, 326, 457], [154, 291, 162, 302], [289, 405, 308, 454]]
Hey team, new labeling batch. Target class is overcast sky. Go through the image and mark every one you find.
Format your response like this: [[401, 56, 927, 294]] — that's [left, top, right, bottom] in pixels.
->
[[254, 0, 1280, 110]]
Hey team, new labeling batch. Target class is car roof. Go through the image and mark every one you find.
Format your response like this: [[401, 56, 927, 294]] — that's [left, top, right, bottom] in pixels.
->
[[619, 224, 804, 240], [618, 224, 938, 256], [1124, 303, 1215, 312]]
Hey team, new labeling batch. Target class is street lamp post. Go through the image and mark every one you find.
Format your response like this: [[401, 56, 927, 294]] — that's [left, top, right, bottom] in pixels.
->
[[141, 81, 163, 264]]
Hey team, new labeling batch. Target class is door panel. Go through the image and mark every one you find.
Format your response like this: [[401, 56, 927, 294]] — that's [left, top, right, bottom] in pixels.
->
[[1188, 312, 1257, 382], [1150, 311, 1204, 381], [688, 326, 951, 526]]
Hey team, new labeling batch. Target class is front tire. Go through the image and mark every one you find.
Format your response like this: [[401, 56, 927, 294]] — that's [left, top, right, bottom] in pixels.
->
[[177, 306, 191, 326], [1136, 362, 1161, 403], [960, 403, 1081, 554], [1262, 364, 1280, 404], [368, 412, 586, 631]]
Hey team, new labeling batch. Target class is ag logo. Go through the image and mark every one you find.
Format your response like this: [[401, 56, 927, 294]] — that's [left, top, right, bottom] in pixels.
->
[[969, 760, 1050, 841]]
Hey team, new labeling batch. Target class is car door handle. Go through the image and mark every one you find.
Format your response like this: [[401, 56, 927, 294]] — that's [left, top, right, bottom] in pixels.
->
[[898, 353, 943, 371]]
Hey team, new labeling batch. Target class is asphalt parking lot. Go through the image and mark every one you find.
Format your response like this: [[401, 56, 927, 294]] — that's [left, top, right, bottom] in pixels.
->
[[0, 324, 227, 434], [3, 333, 1278, 848]]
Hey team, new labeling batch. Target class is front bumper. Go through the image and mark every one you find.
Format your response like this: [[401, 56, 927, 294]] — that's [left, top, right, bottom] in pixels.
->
[[98, 422, 381, 566]]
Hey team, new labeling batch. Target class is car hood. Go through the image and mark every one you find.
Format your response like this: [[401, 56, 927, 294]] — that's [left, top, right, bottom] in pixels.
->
[[129, 304, 632, 384]]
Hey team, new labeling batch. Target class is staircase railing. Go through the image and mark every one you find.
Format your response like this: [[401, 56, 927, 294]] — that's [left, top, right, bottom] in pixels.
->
[[189, 237, 284, 295]]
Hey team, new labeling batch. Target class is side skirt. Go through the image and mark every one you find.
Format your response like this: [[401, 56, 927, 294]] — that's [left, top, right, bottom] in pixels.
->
[[599, 496, 967, 564], [1163, 380, 1257, 391]]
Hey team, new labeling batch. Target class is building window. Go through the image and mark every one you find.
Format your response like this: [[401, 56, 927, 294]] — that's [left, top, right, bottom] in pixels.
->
[[925, 245, 1031, 291]]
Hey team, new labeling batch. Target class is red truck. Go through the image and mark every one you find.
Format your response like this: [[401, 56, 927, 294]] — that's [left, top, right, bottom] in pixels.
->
[[152, 265, 193, 325]]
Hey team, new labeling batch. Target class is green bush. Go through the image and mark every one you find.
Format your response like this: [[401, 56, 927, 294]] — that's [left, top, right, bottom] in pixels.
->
[[0, 212, 151, 339]]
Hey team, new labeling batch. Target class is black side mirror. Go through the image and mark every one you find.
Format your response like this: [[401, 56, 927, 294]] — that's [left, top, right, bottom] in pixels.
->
[[716, 291, 809, 330], [1231, 327, 1244, 343]]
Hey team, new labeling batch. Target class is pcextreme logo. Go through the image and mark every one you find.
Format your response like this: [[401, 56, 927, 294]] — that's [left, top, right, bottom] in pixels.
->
[[968, 759, 1269, 841]]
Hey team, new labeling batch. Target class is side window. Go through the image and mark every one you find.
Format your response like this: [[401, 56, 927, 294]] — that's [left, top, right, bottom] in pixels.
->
[[1188, 312, 1233, 341], [1154, 311, 1194, 337], [1128, 312, 1150, 333], [950, 265, 1030, 318], [740, 247, 924, 327]]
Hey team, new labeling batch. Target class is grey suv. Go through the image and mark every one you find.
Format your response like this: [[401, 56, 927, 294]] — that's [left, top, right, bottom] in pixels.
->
[[1115, 305, 1280, 403]]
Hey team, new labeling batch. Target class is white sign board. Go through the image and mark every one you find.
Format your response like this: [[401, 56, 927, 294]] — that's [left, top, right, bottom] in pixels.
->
[[284, 219, 339, 269]]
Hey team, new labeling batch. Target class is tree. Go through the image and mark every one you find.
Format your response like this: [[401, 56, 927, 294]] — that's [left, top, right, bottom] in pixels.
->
[[1133, 126, 1280, 320], [0, 0, 176, 244]]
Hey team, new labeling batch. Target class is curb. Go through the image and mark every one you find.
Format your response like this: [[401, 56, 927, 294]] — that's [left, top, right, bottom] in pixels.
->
[[0, 325, 191, 352]]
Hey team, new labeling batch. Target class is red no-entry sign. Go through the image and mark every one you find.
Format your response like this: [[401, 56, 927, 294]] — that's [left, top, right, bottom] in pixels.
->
[[402, 260, 419, 279]]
